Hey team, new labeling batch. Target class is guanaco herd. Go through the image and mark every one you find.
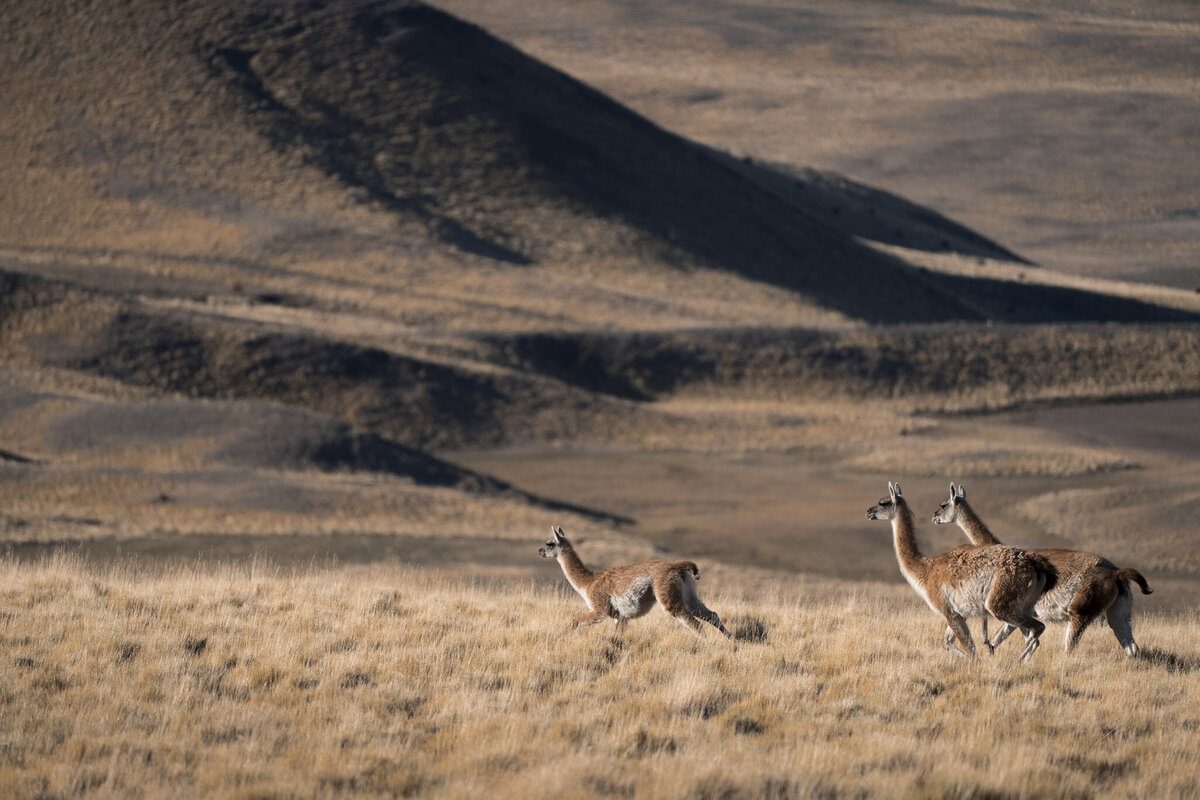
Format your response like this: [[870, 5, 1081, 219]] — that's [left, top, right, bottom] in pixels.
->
[[540, 482, 1152, 660]]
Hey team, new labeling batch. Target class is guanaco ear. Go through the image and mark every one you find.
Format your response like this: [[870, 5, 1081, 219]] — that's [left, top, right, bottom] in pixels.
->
[[956, 483, 965, 499], [552, 526, 565, 541], [893, 482, 903, 499]]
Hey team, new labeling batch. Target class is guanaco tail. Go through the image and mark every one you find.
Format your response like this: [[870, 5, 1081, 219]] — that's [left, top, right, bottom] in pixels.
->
[[538, 526, 732, 638]]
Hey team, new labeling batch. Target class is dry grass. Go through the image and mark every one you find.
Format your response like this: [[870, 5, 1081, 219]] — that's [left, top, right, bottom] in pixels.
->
[[3, 554, 1198, 799]]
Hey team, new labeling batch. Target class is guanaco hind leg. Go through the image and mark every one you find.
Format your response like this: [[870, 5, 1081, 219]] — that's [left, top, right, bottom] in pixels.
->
[[987, 582, 1044, 662], [1105, 589, 1139, 657], [989, 623, 1018, 651], [947, 619, 994, 654], [1064, 611, 1102, 652], [655, 572, 724, 637], [690, 601, 732, 638], [672, 611, 705, 634], [679, 573, 732, 638]]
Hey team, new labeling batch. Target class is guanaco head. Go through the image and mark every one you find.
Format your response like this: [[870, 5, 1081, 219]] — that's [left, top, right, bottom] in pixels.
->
[[865, 482, 904, 521], [932, 482, 966, 525], [538, 525, 570, 558]]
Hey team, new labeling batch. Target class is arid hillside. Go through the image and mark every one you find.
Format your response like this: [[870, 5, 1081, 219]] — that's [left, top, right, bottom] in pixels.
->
[[1, 0, 1199, 589], [4, 0, 1199, 326], [432, 0, 1200, 290]]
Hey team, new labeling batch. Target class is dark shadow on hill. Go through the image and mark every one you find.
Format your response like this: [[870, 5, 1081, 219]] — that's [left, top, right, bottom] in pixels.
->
[[480, 322, 1200, 404], [255, 428, 629, 524], [192, 1, 1200, 324], [926, 273, 1200, 322], [481, 334, 654, 402], [191, 2, 978, 322], [207, 43, 530, 265], [0, 276, 629, 523], [0, 269, 647, 513], [0, 448, 38, 464], [720, 157, 1029, 264], [6, 268, 1200, 434]]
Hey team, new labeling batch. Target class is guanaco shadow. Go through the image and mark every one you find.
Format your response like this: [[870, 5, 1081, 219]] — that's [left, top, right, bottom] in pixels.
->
[[1135, 646, 1200, 674]]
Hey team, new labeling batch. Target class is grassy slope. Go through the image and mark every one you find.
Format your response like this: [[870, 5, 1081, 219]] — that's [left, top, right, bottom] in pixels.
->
[[2, 555, 1197, 799]]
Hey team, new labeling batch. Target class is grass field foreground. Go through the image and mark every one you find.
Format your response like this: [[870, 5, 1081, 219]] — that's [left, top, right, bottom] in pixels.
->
[[1, 554, 1198, 799]]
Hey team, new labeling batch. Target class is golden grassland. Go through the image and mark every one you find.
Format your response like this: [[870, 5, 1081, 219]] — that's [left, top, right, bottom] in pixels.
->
[[2, 555, 1198, 799]]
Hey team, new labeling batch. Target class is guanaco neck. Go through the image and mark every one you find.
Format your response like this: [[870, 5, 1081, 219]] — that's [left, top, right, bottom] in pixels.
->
[[556, 547, 595, 596], [955, 502, 1002, 546], [891, 501, 930, 583]]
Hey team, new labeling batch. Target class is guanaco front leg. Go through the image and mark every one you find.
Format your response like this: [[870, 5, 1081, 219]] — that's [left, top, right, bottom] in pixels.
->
[[944, 612, 976, 658], [945, 617, 992, 655]]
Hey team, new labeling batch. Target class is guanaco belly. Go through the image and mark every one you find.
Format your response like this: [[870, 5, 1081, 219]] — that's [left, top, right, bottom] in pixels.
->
[[609, 577, 655, 619], [942, 570, 996, 618], [1033, 572, 1085, 623]]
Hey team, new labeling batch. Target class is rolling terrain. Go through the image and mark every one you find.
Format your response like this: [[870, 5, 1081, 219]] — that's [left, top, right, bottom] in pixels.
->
[[0, 0, 1195, 578], [2, 2, 1200, 795], [2, 0, 1199, 582]]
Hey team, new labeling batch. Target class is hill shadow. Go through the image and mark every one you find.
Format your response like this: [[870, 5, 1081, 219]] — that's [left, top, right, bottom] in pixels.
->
[[198, 1, 1194, 324], [0, 448, 39, 465], [480, 322, 1200, 404], [715, 155, 1029, 265], [207, 42, 530, 266], [0, 267, 647, 474]]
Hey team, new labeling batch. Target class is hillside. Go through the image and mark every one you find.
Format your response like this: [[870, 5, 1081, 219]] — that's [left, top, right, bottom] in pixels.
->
[[2, 0, 1199, 587], [4, 0, 1199, 327], [431, 0, 1200, 290]]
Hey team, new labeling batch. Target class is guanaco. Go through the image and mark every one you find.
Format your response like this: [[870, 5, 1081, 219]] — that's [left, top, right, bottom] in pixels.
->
[[538, 526, 732, 638], [933, 483, 1151, 656], [866, 482, 1050, 661]]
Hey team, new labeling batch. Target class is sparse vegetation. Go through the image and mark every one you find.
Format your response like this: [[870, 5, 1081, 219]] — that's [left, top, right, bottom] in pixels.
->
[[2, 554, 1198, 799]]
